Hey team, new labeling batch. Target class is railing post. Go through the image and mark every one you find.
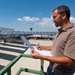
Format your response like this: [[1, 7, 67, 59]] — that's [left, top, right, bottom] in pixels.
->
[[40, 60, 45, 75], [6, 68, 11, 75]]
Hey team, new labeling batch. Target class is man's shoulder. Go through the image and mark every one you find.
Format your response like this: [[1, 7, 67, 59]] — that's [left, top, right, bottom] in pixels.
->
[[68, 26, 75, 35], [66, 25, 75, 36], [71, 26, 75, 31]]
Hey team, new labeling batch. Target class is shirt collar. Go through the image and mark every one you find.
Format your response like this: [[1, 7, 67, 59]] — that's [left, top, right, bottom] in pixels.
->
[[58, 23, 74, 32]]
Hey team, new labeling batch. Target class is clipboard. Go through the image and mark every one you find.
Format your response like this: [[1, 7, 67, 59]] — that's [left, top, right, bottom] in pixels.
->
[[21, 36, 33, 49], [21, 36, 52, 56]]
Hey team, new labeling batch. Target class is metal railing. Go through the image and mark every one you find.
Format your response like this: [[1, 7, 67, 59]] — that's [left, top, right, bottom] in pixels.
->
[[0, 54, 46, 75]]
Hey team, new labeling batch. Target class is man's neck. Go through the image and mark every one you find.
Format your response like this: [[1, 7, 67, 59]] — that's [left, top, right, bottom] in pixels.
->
[[61, 21, 71, 29]]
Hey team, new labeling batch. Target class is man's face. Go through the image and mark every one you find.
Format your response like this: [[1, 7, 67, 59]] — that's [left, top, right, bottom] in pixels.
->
[[52, 9, 63, 27]]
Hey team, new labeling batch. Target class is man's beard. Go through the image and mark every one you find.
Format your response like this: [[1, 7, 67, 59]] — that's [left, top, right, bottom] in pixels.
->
[[55, 24, 59, 27]]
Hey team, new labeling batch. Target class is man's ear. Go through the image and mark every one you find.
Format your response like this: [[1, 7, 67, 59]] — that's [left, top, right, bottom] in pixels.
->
[[62, 13, 66, 19]]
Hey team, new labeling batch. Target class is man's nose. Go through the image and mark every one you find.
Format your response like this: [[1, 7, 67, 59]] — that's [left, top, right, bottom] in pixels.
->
[[52, 19, 55, 22]]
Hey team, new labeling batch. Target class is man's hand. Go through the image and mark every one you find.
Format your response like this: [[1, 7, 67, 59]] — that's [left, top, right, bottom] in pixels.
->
[[30, 48, 41, 59], [36, 43, 43, 50]]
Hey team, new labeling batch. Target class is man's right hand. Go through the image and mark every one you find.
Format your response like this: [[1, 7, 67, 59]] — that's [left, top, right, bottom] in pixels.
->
[[36, 43, 44, 50]]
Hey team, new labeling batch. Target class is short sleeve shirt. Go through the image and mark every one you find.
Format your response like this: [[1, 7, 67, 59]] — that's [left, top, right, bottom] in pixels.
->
[[51, 23, 75, 75]]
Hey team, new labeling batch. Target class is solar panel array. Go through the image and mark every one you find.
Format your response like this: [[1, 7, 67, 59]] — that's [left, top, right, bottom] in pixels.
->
[[0, 30, 57, 35]]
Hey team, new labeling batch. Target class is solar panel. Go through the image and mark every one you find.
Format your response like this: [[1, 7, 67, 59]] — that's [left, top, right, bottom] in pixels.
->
[[0, 30, 57, 35]]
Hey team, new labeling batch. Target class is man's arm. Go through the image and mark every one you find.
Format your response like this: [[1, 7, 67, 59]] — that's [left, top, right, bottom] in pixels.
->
[[43, 55, 74, 67], [31, 50, 74, 67], [42, 46, 52, 50]]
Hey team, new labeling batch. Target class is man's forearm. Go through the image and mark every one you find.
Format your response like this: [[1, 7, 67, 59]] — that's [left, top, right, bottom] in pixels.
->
[[39, 55, 74, 67], [42, 46, 52, 51]]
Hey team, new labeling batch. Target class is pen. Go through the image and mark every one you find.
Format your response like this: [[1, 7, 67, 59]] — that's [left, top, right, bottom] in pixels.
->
[[38, 43, 40, 46]]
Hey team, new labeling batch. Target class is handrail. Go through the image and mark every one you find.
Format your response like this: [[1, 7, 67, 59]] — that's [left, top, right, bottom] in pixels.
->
[[0, 54, 22, 75], [0, 54, 45, 75]]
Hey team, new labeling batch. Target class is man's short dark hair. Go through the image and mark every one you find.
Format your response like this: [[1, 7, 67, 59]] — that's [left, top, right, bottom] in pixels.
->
[[52, 5, 70, 20]]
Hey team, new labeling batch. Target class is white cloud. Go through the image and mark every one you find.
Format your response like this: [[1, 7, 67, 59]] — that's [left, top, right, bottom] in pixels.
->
[[35, 16, 54, 27], [17, 16, 55, 28], [17, 16, 40, 22], [17, 16, 53, 26], [35, 18, 51, 26], [70, 17, 75, 23], [16, 18, 23, 21]]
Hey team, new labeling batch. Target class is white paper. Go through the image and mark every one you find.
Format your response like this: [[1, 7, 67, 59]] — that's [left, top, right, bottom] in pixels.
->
[[34, 47, 52, 56]]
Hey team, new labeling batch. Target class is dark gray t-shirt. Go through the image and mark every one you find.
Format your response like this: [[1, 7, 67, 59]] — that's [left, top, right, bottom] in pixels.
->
[[51, 23, 75, 75]]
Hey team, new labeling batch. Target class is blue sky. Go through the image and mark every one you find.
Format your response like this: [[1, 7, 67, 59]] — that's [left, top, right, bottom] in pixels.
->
[[0, 0, 75, 32]]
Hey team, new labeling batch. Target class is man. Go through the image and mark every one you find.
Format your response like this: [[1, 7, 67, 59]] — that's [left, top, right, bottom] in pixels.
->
[[31, 5, 75, 75]]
